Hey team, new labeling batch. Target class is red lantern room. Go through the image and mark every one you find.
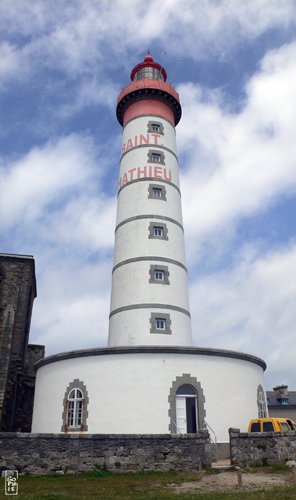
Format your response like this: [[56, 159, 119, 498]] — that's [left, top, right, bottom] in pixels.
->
[[130, 54, 167, 82], [116, 54, 181, 127]]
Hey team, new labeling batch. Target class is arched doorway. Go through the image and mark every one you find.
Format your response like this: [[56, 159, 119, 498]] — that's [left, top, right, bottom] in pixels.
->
[[176, 384, 197, 433]]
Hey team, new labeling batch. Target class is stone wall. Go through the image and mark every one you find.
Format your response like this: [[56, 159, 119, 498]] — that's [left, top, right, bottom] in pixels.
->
[[0, 254, 44, 432], [0, 432, 211, 474], [13, 345, 45, 432], [229, 428, 296, 467]]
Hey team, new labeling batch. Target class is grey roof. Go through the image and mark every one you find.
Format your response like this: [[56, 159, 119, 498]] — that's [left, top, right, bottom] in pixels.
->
[[35, 345, 267, 370], [0, 252, 34, 259], [267, 390, 296, 406]]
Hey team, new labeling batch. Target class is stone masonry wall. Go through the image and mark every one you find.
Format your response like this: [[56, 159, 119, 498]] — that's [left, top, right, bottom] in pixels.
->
[[229, 428, 296, 467], [13, 345, 45, 432], [0, 254, 44, 432], [0, 432, 211, 474]]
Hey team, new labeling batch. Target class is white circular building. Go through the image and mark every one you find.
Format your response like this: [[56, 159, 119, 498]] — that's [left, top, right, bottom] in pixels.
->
[[32, 55, 267, 444]]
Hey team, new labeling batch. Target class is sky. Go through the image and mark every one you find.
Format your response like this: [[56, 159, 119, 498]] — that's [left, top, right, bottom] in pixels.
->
[[0, 0, 296, 389]]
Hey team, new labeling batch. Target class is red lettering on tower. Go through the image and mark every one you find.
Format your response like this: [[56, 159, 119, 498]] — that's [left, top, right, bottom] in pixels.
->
[[151, 134, 160, 145], [137, 167, 147, 178], [128, 168, 136, 180], [121, 173, 128, 185], [164, 168, 172, 181], [122, 133, 165, 155], [139, 134, 149, 145], [118, 167, 172, 190], [154, 166, 162, 179]]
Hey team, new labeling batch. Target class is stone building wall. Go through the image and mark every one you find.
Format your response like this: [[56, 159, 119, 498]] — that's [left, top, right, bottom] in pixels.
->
[[0, 432, 211, 474], [0, 254, 44, 432], [229, 428, 296, 467], [268, 406, 296, 421]]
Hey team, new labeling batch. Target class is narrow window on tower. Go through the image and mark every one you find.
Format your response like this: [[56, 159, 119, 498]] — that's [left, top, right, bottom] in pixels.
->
[[148, 183, 167, 201], [154, 226, 163, 236], [152, 153, 161, 163], [148, 222, 168, 240], [153, 187, 162, 197], [147, 121, 164, 135], [150, 313, 172, 335], [147, 149, 165, 165], [149, 265, 170, 285], [156, 318, 166, 329], [155, 270, 164, 281]]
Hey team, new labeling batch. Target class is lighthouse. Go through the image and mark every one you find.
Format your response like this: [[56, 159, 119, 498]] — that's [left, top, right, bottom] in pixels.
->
[[32, 55, 267, 444], [108, 54, 192, 347]]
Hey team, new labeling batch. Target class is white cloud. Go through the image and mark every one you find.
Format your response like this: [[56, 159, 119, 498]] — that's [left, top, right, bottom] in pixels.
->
[[0, 42, 19, 79], [0, 0, 295, 84], [179, 41, 296, 262], [189, 242, 296, 387], [32, 257, 112, 353], [57, 78, 118, 119], [0, 134, 100, 229], [42, 195, 116, 252], [0, 132, 116, 353]]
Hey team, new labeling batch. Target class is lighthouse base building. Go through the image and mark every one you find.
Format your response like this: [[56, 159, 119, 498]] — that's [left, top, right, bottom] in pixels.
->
[[32, 346, 266, 443], [31, 55, 267, 446]]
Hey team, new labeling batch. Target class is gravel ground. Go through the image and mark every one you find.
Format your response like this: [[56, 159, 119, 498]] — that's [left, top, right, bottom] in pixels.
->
[[169, 469, 295, 493]]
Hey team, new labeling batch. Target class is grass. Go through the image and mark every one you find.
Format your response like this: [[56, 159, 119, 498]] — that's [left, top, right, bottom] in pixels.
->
[[245, 463, 291, 473], [0, 469, 296, 499]]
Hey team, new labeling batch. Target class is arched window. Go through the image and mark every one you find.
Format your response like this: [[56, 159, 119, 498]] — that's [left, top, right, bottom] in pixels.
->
[[257, 385, 267, 418], [67, 388, 83, 428], [61, 379, 89, 432], [176, 384, 197, 433], [176, 384, 196, 396], [168, 374, 206, 434]]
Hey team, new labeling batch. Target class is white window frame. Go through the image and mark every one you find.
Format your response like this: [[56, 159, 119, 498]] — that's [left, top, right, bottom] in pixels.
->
[[148, 183, 167, 201], [67, 388, 83, 428], [149, 264, 170, 285], [150, 312, 172, 334], [257, 385, 267, 418], [154, 226, 163, 237], [154, 270, 164, 281], [156, 318, 166, 330], [148, 222, 168, 240], [151, 152, 161, 163], [153, 187, 162, 198], [147, 121, 164, 135], [147, 149, 165, 165], [151, 123, 160, 133]]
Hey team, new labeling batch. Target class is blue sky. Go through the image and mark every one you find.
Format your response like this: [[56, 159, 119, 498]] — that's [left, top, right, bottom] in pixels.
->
[[1, 0, 296, 388]]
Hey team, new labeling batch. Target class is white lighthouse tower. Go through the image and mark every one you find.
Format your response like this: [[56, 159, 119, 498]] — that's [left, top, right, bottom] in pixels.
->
[[109, 54, 192, 347], [32, 55, 267, 444]]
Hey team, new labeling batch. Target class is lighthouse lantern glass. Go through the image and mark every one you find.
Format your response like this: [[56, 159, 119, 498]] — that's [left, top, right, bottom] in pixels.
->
[[133, 67, 164, 81]]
